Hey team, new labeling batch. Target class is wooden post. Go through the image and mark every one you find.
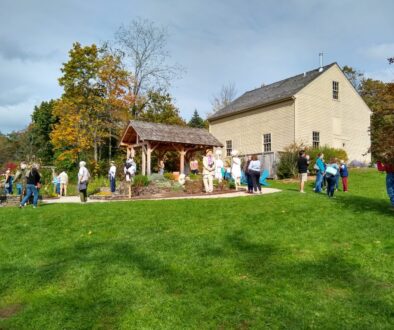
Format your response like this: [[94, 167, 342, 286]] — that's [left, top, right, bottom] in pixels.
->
[[147, 143, 152, 176], [141, 145, 146, 176], [180, 146, 185, 174]]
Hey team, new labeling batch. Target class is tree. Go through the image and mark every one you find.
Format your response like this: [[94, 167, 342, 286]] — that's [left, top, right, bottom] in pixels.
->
[[211, 82, 237, 113], [360, 78, 386, 112], [51, 43, 133, 165], [342, 65, 364, 91], [114, 18, 182, 116], [138, 90, 185, 126], [188, 109, 206, 128], [370, 83, 394, 163], [30, 100, 58, 163]]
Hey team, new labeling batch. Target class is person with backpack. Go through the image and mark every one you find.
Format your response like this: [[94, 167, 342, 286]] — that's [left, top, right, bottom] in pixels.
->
[[325, 158, 339, 198], [124, 158, 136, 182], [19, 164, 41, 208]]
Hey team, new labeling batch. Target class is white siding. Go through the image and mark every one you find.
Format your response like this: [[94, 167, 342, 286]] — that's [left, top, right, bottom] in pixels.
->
[[295, 65, 371, 163], [209, 100, 295, 155]]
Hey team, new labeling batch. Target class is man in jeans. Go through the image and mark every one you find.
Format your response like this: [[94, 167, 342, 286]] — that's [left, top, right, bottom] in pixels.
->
[[377, 161, 394, 210], [314, 153, 325, 193], [297, 150, 309, 193]]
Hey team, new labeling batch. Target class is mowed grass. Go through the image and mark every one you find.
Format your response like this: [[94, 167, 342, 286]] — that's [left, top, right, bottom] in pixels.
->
[[0, 169, 393, 329]]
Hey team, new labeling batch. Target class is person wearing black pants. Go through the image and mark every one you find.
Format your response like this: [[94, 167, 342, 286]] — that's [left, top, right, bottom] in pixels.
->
[[248, 155, 262, 194], [243, 156, 253, 193]]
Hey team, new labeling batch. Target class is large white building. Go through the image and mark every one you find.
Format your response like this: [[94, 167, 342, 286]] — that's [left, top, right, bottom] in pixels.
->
[[208, 63, 371, 169]]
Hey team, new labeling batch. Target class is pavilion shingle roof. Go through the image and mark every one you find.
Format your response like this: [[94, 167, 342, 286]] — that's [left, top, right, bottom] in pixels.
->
[[124, 120, 223, 147], [208, 62, 337, 121]]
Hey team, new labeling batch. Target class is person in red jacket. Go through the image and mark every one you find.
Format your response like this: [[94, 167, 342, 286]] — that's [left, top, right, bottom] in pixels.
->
[[377, 161, 394, 209]]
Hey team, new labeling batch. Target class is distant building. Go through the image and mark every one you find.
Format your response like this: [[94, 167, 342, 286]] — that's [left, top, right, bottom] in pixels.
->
[[208, 62, 371, 174]]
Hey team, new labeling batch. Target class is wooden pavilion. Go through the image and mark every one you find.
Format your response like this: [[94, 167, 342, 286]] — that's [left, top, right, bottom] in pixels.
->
[[119, 120, 223, 175]]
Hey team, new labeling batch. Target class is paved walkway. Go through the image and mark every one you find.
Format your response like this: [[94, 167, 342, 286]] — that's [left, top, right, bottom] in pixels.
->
[[43, 188, 281, 204]]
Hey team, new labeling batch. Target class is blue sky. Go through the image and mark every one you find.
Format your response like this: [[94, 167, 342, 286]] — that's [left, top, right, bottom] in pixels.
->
[[0, 0, 393, 133]]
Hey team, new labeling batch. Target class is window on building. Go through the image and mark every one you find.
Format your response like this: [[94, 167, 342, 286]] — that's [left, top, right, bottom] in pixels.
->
[[226, 140, 232, 156], [263, 133, 271, 152], [332, 81, 339, 100], [312, 131, 320, 148]]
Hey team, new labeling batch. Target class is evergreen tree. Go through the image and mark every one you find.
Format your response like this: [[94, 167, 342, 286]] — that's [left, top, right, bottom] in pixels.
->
[[188, 109, 206, 128]]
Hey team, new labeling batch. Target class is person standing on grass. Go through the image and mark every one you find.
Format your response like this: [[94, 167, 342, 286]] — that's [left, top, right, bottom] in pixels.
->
[[314, 153, 325, 193], [377, 161, 394, 210], [334, 159, 341, 191], [339, 160, 349, 192], [108, 161, 117, 193], [19, 164, 41, 208], [202, 149, 215, 193], [248, 155, 262, 194], [297, 150, 310, 193], [78, 161, 90, 203], [325, 158, 339, 198]]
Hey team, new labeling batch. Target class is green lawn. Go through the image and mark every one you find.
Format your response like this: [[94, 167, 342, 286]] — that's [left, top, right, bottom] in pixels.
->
[[0, 169, 393, 329]]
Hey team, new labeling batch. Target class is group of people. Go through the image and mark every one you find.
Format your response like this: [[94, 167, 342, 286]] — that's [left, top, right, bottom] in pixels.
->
[[297, 150, 349, 198], [201, 149, 264, 194], [52, 170, 69, 197]]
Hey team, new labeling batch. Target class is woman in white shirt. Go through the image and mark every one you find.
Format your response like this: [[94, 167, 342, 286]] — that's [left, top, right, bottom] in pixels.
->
[[248, 155, 262, 194]]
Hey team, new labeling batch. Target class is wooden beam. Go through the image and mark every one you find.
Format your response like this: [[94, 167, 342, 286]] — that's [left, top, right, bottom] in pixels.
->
[[179, 146, 185, 174], [147, 143, 152, 176], [141, 145, 146, 176]]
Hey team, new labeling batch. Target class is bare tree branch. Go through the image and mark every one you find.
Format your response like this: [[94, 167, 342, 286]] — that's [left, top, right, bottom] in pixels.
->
[[211, 82, 237, 113], [113, 18, 184, 101]]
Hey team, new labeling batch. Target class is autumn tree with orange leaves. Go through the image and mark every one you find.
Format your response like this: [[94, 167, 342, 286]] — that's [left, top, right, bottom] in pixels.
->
[[51, 43, 134, 166]]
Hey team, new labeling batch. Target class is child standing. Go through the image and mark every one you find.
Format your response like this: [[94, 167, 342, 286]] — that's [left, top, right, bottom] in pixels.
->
[[339, 160, 349, 192]]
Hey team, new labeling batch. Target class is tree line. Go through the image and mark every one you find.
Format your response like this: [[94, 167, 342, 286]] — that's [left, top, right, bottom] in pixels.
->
[[0, 19, 211, 173]]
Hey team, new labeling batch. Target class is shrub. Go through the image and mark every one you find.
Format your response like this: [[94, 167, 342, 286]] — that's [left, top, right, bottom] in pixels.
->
[[131, 175, 150, 196], [163, 173, 175, 181], [276, 143, 302, 179], [308, 146, 348, 170], [188, 173, 199, 180], [276, 143, 348, 179]]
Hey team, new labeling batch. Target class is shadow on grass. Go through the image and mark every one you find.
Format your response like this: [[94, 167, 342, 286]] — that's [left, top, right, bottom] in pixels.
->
[[1, 230, 393, 328], [333, 194, 394, 217]]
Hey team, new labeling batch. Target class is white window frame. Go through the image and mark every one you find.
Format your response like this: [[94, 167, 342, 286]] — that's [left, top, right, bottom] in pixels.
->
[[226, 140, 232, 156], [263, 133, 272, 152], [312, 131, 320, 148], [332, 81, 339, 100]]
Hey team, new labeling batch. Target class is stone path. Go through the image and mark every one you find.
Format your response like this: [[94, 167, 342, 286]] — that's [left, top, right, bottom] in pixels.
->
[[43, 188, 281, 204]]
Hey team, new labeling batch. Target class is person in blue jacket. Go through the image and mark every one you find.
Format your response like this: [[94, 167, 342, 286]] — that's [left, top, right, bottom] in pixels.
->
[[314, 153, 325, 193]]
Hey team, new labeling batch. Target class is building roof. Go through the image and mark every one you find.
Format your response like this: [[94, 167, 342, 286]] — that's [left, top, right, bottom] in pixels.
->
[[208, 62, 337, 121], [120, 120, 223, 147]]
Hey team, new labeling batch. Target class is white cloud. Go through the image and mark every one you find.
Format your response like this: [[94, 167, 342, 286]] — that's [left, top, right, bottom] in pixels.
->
[[0, 99, 39, 133]]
